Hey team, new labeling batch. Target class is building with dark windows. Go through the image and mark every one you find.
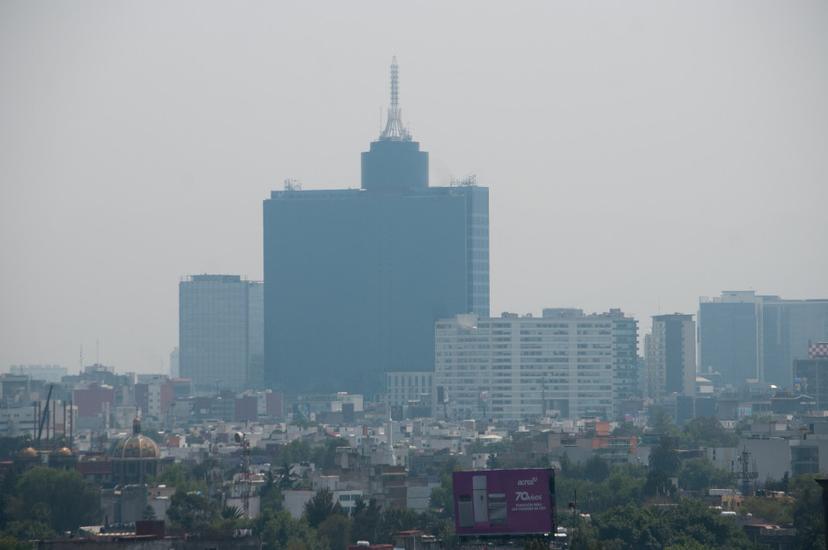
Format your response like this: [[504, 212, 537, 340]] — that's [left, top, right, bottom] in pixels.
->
[[794, 343, 828, 411], [609, 309, 641, 409], [263, 59, 489, 394], [179, 275, 263, 392], [699, 291, 828, 388], [646, 314, 696, 400]]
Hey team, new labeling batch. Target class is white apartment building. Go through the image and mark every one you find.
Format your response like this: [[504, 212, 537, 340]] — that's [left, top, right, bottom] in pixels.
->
[[434, 309, 637, 422]]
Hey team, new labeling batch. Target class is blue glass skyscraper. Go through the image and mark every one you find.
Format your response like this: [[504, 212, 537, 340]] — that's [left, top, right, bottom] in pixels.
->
[[263, 59, 489, 394]]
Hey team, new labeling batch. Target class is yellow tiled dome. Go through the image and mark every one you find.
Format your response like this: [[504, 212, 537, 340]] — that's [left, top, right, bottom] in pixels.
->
[[55, 446, 73, 457], [110, 418, 160, 459], [18, 446, 38, 458]]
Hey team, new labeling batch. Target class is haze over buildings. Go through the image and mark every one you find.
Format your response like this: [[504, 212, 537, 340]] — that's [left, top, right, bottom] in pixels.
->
[[1, 1, 826, 374]]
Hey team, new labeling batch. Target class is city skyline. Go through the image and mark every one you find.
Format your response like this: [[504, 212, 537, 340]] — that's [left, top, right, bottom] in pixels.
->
[[2, 1, 827, 374]]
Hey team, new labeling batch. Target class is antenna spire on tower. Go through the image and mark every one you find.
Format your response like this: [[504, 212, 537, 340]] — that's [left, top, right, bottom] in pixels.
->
[[380, 56, 411, 141]]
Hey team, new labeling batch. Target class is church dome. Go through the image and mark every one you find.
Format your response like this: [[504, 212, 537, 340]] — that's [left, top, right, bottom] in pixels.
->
[[55, 446, 73, 457], [18, 446, 38, 459], [110, 418, 160, 459]]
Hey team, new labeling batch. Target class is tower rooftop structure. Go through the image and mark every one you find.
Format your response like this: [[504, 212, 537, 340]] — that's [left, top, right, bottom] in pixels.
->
[[379, 56, 411, 141], [361, 57, 428, 192]]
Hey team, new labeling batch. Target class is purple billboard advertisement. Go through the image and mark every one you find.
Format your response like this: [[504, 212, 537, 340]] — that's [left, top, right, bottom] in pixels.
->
[[452, 468, 555, 536]]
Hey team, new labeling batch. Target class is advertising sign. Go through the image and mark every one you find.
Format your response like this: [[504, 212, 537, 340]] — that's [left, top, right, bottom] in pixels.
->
[[452, 468, 555, 536]]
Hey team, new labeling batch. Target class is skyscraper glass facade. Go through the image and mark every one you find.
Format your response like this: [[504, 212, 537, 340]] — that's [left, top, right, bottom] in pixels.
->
[[179, 275, 263, 392]]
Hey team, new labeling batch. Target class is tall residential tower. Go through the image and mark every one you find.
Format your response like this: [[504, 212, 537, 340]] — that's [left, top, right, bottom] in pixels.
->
[[263, 59, 489, 394]]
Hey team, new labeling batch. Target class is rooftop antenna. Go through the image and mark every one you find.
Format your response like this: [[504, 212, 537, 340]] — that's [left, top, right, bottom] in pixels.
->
[[379, 56, 411, 141]]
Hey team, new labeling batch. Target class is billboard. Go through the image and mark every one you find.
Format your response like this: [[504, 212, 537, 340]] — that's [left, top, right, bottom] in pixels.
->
[[452, 468, 555, 537]]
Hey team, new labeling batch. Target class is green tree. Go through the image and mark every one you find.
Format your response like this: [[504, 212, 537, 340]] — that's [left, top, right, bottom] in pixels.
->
[[167, 491, 219, 536], [1, 520, 56, 541], [303, 489, 343, 529], [276, 461, 298, 490], [317, 514, 352, 550], [8, 467, 99, 533], [644, 436, 680, 497], [739, 495, 793, 525], [260, 470, 284, 514], [679, 458, 735, 492], [681, 417, 738, 449], [568, 518, 601, 550], [222, 506, 244, 520], [255, 510, 323, 550], [791, 475, 825, 549], [429, 472, 454, 517], [0, 437, 32, 461], [765, 471, 790, 493], [649, 406, 679, 437], [312, 438, 345, 470], [612, 422, 643, 438], [583, 455, 610, 483], [351, 498, 381, 542], [0, 468, 18, 531], [375, 508, 421, 544], [592, 500, 753, 549], [0, 534, 35, 550]]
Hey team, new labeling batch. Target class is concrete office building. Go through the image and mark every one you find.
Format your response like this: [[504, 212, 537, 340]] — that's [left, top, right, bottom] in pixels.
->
[[263, 59, 489, 394], [433, 309, 638, 422], [647, 314, 696, 400], [699, 291, 828, 388], [179, 275, 263, 392]]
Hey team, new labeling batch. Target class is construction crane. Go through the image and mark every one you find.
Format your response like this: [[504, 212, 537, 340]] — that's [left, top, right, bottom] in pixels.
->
[[36, 384, 54, 445]]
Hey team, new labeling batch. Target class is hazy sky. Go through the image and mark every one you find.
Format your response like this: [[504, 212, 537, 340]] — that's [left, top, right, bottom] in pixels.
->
[[1, 1, 826, 375]]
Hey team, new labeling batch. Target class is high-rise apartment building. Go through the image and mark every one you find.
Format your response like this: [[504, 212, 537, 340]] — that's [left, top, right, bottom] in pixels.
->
[[610, 311, 641, 405], [646, 314, 696, 400], [698, 291, 828, 388], [433, 309, 638, 422], [263, 59, 489, 394], [179, 275, 263, 392]]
